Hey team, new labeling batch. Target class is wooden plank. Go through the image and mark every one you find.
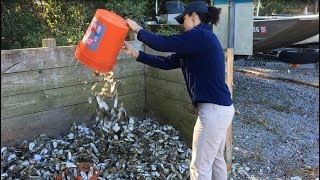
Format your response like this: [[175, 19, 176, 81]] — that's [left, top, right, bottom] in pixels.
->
[[145, 67, 185, 84], [144, 45, 174, 56], [117, 92, 145, 121], [145, 49, 231, 84], [1, 102, 96, 147], [1, 60, 144, 97], [1, 46, 76, 74], [226, 48, 234, 97], [146, 76, 190, 103], [146, 92, 197, 146], [234, 68, 319, 88], [1, 41, 143, 74], [225, 48, 234, 175], [1, 92, 145, 147], [42, 38, 56, 48], [143, 45, 185, 83], [1, 75, 144, 119]]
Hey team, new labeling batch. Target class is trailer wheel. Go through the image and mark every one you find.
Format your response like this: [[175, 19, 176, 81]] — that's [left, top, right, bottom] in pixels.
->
[[279, 50, 319, 64]]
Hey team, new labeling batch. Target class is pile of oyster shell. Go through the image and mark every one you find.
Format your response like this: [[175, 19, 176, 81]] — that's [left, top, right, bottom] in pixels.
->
[[1, 72, 191, 179]]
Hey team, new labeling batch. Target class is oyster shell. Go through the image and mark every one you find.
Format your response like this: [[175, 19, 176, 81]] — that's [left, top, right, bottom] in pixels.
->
[[1, 71, 191, 179]]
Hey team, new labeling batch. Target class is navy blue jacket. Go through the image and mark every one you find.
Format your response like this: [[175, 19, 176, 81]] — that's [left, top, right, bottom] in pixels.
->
[[136, 23, 233, 107]]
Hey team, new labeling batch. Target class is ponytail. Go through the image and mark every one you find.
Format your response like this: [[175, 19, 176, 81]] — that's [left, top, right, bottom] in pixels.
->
[[208, 6, 221, 26], [187, 6, 221, 26]]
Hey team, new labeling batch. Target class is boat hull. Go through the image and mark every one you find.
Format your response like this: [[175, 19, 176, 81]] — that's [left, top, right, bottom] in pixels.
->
[[253, 15, 319, 52]]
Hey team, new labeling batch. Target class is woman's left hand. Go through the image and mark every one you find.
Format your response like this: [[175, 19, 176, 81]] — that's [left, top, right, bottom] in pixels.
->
[[121, 41, 139, 59]]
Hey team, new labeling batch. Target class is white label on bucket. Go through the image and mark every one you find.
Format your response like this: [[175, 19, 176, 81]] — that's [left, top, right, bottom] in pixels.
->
[[82, 17, 106, 52]]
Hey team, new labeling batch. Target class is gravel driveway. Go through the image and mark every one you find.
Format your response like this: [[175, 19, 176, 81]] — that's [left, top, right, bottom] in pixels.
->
[[231, 65, 319, 180]]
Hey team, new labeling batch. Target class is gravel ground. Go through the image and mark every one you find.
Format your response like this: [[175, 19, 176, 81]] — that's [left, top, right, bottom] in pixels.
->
[[231, 65, 319, 180]]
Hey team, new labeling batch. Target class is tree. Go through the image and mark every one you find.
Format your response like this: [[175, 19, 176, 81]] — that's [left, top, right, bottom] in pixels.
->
[[253, 0, 317, 16]]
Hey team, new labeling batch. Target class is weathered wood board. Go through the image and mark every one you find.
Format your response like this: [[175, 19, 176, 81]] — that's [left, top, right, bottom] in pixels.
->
[[1, 60, 144, 97], [1, 41, 146, 146], [1, 75, 144, 119], [146, 92, 197, 146], [143, 46, 197, 146], [1, 91, 145, 146]]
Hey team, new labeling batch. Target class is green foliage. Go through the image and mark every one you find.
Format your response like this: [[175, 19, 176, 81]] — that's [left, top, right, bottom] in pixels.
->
[[104, 0, 148, 22], [1, 0, 106, 49], [1, 0, 317, 50], [270, 100, 293, 112], [144, 24, 181, 36], [1, 1, 46, 49], [35, 0, 106, 47], [254, 0, 317, 16], [1, 0, 154, 49], [155, 25, 180, 36]]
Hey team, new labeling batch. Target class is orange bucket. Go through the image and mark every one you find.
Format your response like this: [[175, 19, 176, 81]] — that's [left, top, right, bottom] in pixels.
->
[[74, 9, 129, 72]]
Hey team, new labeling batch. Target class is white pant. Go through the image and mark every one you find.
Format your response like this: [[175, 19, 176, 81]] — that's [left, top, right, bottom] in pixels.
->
[[190, 103, 234, 180]]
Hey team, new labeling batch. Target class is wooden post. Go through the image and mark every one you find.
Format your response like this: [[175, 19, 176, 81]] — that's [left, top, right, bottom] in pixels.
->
[[42, 38, 56, 48], [226, 48, 234, 97], [225, 48, 234, 178], [129, 31, 138, 41]]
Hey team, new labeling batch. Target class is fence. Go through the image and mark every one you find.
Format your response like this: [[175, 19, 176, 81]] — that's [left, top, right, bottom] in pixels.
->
[[1, 38, 233, 173], [1, 40, 145, 146]]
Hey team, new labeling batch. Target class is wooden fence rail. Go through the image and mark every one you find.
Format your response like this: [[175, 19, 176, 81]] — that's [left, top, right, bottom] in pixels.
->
[[1, 39, 234, 176]]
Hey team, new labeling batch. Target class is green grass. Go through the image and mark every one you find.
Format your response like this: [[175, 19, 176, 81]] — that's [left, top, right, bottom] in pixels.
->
[[270, 100, 293, 112], [242, 114, 281, 134], [242, 114, 269, 127]]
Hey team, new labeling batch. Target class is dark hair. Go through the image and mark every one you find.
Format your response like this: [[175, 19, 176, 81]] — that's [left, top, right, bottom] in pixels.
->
[[187, 6, 221, 26]]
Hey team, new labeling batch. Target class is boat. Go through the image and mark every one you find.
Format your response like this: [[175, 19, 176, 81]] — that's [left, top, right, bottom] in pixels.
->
[[294, 34, 319, 45], [253, 15, 319, 52]]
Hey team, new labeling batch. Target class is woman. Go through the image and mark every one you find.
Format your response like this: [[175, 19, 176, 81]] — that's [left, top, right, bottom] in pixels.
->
[[122, 1, 234, 179]]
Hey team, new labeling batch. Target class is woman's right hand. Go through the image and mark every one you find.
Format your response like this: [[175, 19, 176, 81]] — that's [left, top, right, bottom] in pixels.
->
[[126, 18, 141, 33], [121, 41, 139, 59]]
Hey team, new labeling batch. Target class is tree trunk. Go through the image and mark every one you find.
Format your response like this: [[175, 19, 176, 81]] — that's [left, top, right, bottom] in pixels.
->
[[304, 5, 309, 15], [256, 0, 261, 16], [314, 0, 319, 14]]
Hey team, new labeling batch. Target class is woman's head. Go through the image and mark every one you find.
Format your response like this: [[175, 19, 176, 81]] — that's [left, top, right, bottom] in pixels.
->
[[175, 1, 222, 31], [181, 12, 200, 31]]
